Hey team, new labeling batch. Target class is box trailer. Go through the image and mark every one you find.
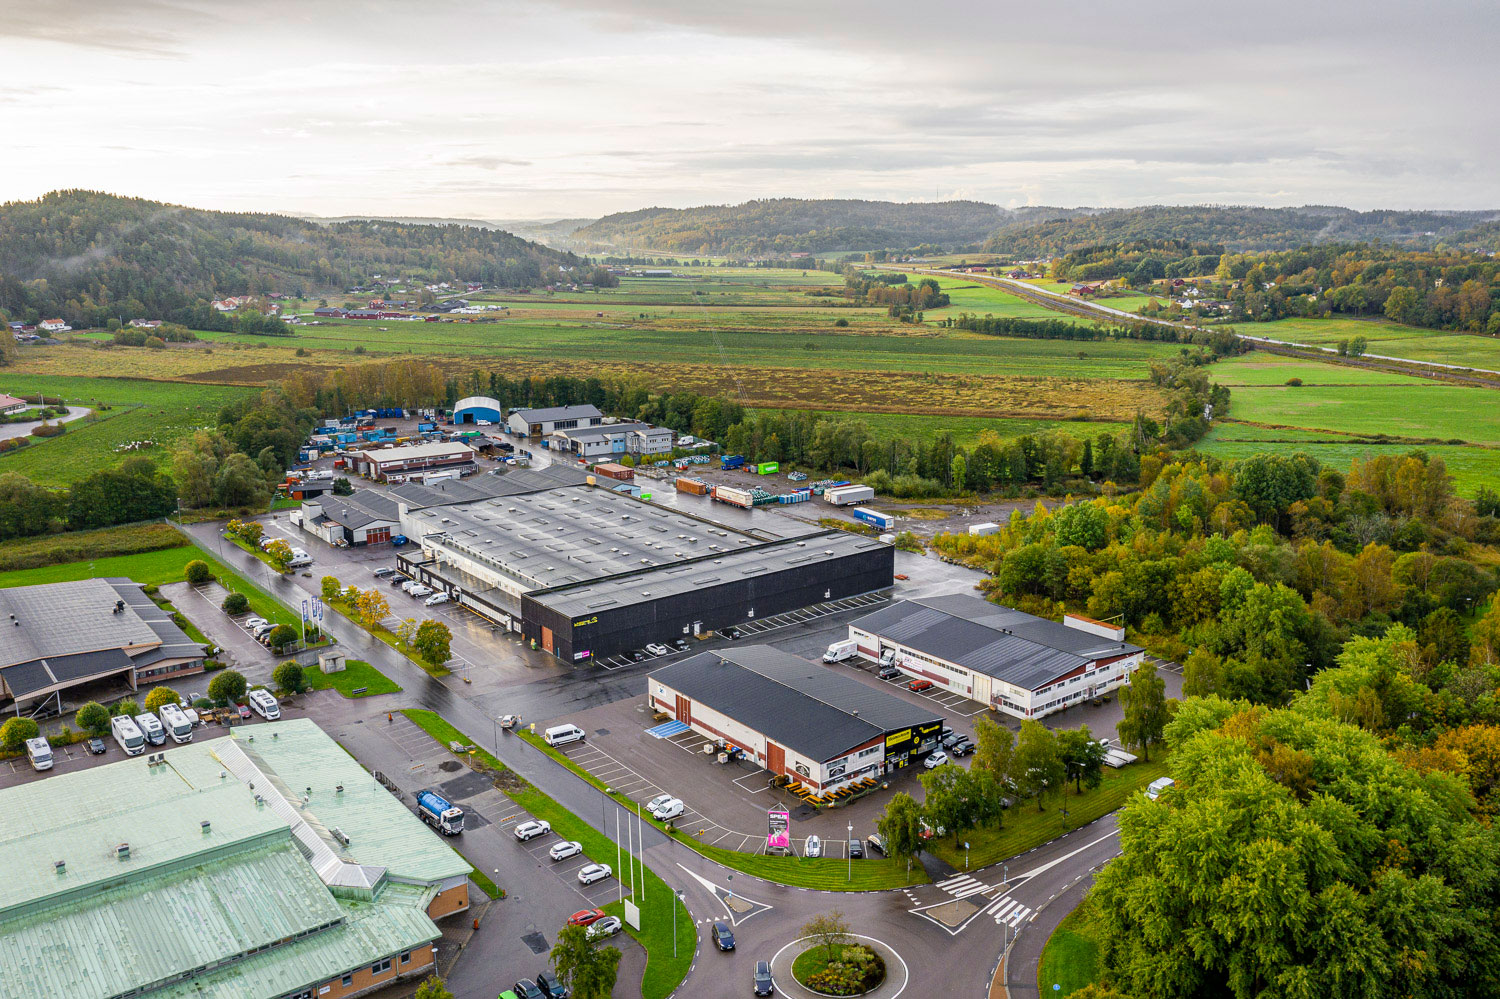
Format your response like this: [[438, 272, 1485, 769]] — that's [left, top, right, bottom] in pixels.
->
[[851, 507, 896, 531], [712, 485, 755, 509], [675, 477, 709, 495], [594, 462, 634, 481], [969, 522, 1000, 536], [720, 455, 745, 471], [824, 484, 875, 506]]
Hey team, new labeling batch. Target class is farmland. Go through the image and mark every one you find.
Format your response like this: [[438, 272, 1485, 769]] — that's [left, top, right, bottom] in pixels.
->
[[1236, 315, 1500, 372], [0, 374, 253, 487]]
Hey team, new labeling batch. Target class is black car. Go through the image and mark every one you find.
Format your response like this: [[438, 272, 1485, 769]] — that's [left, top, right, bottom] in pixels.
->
[[536, 971, 570, 999], [848, 839, 864, 859], [941, 732, 968, 751], [85, 736, 106, 755], [721, 626, 740, 640], [754, 960, 775, 996], [631, 651, 646, 662], [949, 737, 975, 757], [673, 638, 690, 652], [877, 665, 901, 680], [513, 979, 545, 999], [712, 922, 736, 951]]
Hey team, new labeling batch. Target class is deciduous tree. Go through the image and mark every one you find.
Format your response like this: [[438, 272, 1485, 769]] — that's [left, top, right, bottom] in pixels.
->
[[143, 686, 181, 713], [1118, 661, 1169, 761], [75, 701, 110, 737]]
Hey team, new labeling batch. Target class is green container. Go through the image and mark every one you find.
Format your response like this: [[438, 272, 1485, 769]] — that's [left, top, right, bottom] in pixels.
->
[[756, 461, 779, 475]]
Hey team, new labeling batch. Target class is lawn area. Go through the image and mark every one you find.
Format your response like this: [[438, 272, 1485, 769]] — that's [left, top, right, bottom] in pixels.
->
[[1037, 901, 1106, 995], [1227, 382, 1500, 443], [0, 374, 252, 486], [927, 754, 1171, 870], [0, 522, 188, 572], [401, 711, 694, 999], [303, 659, 402, 698], [0, 537, 302, 631], [324, 596, 450, 677], [517, 730, 926, 890]]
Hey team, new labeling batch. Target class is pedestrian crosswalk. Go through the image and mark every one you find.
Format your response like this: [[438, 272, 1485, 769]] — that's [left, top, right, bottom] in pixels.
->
[[986, 896, 1032, 928], [935, 873, 994, 899]]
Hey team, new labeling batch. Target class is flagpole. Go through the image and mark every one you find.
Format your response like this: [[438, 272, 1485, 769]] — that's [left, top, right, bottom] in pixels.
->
[[616, 809, 623, 904]]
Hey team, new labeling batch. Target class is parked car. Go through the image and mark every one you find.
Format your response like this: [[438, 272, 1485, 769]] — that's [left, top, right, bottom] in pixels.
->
[[651, 798, 684, 821], [754, 960, 775, 996], [389, 574, 409, 587], [408, 585, 434, 599], [646, 793, 675, 814], [549, 840, 582, 862], [577, 863, 612, 885], [251, 622, 276, 638], [672, 638, 690, 651], [867, 833, 887, 856], [586, 915, 623, 940], [907, 678, 934, 692], [721, 626, 740, 640], [567, 908, 605, 927], [711, 922, 736, 951], [645, 642, 670, 656], [804, 835, 822, 858], [236, 703, 252, 720], [877, 665, 902, 680], [244, 616, 268, 630], [423, 592, 450, 606], [536, 970, 570, 999], [925, 751, 950, 770], [630, 651, 646, 662], [949, 737, 975, 757], [514, 819, 552, 841], [372, 566, 396, 578], [85, 736, 107, 755], [848, 839, 864, 859], [512, 980, 545, 999], [941, 732, 964, 751], [399, 580, 421, 594]]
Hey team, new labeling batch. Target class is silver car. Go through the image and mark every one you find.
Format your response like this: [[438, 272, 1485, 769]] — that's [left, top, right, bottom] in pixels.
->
[[513, 820, 551, 841], [577, 863, 612, 885], [586, 915, 622, 940], [549, 840, 582, 862]]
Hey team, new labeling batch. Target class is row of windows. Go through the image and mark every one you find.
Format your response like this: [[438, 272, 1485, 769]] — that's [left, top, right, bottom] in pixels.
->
[[337, 952, 409, 989]]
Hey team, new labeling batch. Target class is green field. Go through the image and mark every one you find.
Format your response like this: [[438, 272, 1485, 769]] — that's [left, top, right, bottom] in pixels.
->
[[1211, 352, 1435, 386], [303, 659, 402, 698], [0, 375, 252, 486], [1228, 382, 1500, 443], [928, 277, 1095, 323], [1233, 316, 1500, 371]]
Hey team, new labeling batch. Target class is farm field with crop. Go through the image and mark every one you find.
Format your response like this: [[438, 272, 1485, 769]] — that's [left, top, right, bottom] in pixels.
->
[[0, 374, 252, 486], [1210, 352, 1440, 386], [747, 408, 1127, 446]]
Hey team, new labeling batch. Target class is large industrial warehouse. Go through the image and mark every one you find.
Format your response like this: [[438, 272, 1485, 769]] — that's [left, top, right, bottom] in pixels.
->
[[648, 646, 943, 795], [847, 595, 1144, 719], [391, 468, 894, 661]]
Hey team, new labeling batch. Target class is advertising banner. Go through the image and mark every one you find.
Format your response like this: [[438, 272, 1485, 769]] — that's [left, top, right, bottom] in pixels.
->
[[767, 807, 790, 851]]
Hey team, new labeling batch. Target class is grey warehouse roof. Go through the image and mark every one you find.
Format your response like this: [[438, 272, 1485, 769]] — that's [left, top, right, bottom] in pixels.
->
[[388, 464, 588, 509], [510, 404, 602, 423], [649, 645, 940, 762], [532, 530, 884, 617], [850, 595, 1141, 692]]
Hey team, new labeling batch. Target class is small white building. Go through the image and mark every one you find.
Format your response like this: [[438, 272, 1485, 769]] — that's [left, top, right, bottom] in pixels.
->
[[847, 595, 1143, 720], [37, 319, 71, 333], [0, 394, 26, 416], [546, 421, 674, 458]]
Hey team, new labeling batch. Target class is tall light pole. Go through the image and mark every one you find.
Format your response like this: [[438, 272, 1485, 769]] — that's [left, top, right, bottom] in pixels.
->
[[846, 821, 853, 882]]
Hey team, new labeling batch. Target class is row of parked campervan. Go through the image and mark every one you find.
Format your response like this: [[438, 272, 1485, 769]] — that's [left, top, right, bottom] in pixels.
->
[[101, 690, 280, 758]]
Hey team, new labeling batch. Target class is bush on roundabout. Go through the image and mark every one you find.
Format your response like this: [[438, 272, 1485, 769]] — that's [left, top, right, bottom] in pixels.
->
[[792, 943, 886, 996]]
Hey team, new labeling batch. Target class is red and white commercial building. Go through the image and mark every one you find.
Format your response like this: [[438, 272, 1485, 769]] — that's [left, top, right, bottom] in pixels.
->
[[847, 595, 1144, 720]]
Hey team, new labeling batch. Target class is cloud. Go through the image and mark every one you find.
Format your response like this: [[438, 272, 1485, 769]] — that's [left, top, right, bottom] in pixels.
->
[[446, 155, 535, 170]]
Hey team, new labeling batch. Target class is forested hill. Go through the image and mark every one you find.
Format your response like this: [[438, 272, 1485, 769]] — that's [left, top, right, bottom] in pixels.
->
[[570, 198, 1054, 254], [983, 204, 1500, 257], [0, 190, 575, 323]]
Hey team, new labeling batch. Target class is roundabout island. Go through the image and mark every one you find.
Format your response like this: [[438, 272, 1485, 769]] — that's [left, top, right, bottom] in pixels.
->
[[771, 933, 909, 999]]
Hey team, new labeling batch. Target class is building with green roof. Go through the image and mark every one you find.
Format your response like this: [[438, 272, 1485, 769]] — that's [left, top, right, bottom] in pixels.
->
[[0, 719, 472, 999]]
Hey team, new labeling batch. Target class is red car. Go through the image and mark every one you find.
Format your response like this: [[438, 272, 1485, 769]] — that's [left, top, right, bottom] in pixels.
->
[[236, 703, 252, 720], [568, 908, 606, 927], [907, 678, 934, 692]]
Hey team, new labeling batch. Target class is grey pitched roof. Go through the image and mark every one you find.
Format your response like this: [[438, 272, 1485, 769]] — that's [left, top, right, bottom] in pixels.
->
[[0, 579, 159, 669], [318, 491, 401, 529], [648, 645, 940, 763], [510, 404, 601, 423], [849, 595, 1140, 692], [387, 465, 589, 510], [2, 649, 134, 698]]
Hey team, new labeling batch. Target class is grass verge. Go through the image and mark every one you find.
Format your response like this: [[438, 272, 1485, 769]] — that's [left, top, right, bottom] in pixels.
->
[[927, 753, 1171, 869], [466, 866, 503, 900], [401, 710, 693, 999], [1037, 899, 1105, 995], [326, 597, 450, 677], [517, 729, 925, 890], [303, 659, 402, 697], [0, 522, 187, 572]]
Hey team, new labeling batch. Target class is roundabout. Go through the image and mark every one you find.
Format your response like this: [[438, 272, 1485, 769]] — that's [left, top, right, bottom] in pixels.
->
[[770, 934, 909, 999]]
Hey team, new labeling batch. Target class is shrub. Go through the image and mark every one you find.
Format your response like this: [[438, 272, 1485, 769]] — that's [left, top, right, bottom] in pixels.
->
[[207, 669, 247, 706], [30, 423, 65, 438], [75, 701, 111, 737], [0, 717, 40, 752], [273, 661, 307, 694], [834, 318, 849, 327], [222, 592, 250, 614], [143, 686, 181, 712], [267, 624, 299, 651], [144, 336, 166, 349], [112, 698, 140, 717], [185, 559, 213, 584], [1285, 377, 1303, 386]]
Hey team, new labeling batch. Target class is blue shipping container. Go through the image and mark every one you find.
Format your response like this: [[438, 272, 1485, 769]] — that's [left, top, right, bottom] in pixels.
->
[[851, 508, 896, 530]]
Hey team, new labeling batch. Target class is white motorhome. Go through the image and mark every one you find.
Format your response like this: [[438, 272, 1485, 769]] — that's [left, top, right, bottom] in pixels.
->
[[135, 713, 166, 746], [112, 715, 145, 756], [25, 737, 53, 771], [823, 640, 858, 663], [248, 689, 281, 720], [158, 703, 194, 743]]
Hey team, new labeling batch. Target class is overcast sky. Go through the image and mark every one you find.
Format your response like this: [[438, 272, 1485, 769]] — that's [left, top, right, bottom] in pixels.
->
[[2, 0, 1495, 219]]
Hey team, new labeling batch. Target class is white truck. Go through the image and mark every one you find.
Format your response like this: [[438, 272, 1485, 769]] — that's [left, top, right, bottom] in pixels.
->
[[25, 737, 54, 771], [158, 702, 194, 743], [823, 639, 858, 663], [135, 712, 166, 746], [112, 714, 146, 756], [248, 689, 281, 720]]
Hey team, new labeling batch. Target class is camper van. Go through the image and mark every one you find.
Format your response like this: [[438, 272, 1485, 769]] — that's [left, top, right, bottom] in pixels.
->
[[25, 737, 53, 772], [544, 723, 585, 747], [135, 713, 166, 746], [158, 703, 194, 743], [248, 689, 281, 720], [112, 715, 145, 756]]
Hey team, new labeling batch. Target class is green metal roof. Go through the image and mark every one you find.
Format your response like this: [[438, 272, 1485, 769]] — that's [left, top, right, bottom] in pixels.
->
[[0, 719, 465, 999]]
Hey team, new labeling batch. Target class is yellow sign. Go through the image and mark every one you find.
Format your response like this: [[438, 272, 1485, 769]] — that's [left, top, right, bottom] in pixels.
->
[[885, 728, 913, 748], [573, 616, 597, 628]]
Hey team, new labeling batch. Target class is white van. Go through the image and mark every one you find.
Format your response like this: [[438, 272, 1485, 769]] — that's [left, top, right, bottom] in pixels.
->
[[158, 703, 194, 744], [135, 713, 166, 746], [112, 715, 146, 756], [544, 723, 585, 747], [650, 797, 684, 821], [823, 640, 857, 663], [25, 737, 54, 771], [248, 689, 281, 720], [1146, 777, 1175, 800]]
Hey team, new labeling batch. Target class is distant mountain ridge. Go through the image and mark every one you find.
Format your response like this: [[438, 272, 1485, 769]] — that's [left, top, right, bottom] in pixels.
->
[[0, 190, 575, 325]]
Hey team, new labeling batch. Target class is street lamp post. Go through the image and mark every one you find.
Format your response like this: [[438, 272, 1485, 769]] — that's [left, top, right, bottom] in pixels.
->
[[846, 822, 853, 882]]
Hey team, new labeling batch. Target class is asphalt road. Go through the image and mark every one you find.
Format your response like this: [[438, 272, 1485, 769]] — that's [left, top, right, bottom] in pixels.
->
[[176, 517, 1123, 997]]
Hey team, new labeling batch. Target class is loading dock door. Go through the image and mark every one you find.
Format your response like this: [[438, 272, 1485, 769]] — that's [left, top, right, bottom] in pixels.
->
[[675, 695, 692, 727], [767, 742, 785, 777]]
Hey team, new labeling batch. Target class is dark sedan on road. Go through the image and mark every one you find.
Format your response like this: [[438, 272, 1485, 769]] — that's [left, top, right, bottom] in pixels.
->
[[712, 922, 736, 951], [754, 960, 775, 996]]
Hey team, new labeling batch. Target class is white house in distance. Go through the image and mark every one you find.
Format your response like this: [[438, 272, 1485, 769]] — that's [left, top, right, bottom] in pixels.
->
[[846, 595, 1144, 720], [0, 394, 26, 415], [37, 319, 71, 333]]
